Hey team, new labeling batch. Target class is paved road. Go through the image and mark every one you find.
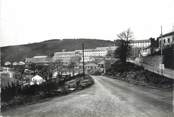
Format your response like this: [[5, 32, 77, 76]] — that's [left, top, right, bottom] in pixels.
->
[[2, 76, 173, 117]]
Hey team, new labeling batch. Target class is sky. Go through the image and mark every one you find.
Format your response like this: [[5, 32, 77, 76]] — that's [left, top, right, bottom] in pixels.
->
[[0, 0, 174, 47]]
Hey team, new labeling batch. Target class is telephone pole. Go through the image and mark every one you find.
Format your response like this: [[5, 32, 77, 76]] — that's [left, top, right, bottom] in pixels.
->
[[160, 26, 163, 57], [160, 26, 164, 76], [82, 43, 85, 78]]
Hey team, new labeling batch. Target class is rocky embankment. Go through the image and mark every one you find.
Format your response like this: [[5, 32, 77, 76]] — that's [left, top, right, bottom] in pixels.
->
[[105, 62, 173, 89]]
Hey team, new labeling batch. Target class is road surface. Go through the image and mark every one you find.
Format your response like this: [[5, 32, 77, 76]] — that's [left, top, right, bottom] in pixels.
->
[[2, 76, 173, 117]]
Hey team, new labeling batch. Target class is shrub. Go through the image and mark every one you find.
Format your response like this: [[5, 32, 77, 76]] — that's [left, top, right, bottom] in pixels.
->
[[163, 45, 174, 69]]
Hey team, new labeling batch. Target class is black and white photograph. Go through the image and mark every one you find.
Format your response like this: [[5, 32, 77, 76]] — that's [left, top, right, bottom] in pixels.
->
[[0, 0, 174, 116]]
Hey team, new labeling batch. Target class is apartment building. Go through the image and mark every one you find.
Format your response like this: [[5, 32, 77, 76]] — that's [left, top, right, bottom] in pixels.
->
[[25, 56, 52, 64], [52, 51, 80, 65], [80, 46, 117, 62], [53, 46, 117, 63], [130, 40, 151, 48]]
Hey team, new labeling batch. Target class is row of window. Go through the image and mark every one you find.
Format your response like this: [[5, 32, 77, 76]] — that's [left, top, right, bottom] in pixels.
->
[[159, 37, 174, 45], [130, 43, 150, 47]]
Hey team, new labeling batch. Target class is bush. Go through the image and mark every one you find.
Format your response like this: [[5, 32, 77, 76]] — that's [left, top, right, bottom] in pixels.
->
[[1, 73, 94, 111], [163, 45, 174, 69], [106, 61, 174, 88], [108, 61, 143, 73]]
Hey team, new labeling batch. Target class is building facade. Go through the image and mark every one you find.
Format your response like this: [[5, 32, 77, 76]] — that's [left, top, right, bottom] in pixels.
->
[[158, 31, 174, 46], [130, 40, 151, 48], [129, 39, 152, 57], [81, 46, 117, 62], [53, 46, 117, 63], [25, 56, 52, 64], [52, 51, 80, 65]]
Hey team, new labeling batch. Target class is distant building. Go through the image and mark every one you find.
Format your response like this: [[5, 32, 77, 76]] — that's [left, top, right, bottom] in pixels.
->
[[140, 48, 151, 57], [129, 39, 152, 57], [0, 67, 14, 78], [79, 63, 98, 74], [130, 39, 151, 48], [18, 61, 25, 65], [157, 31, 174, 46], [115, 39, 150, 48], [83, 49, 107, 62], [33, 56, 48, 58], [85, 63, 98, 69], [25, 56, 52, 64], [53, 46, 117, 63], [80, 46, 117, 62], [114, 39, 151, 57], [30, 75, 45, 85], [53, 51, 80, 65], [97, 59, 117, 73], [4, 61, 11, 66], [12, 62, 18, 66], [96, 46, 117, 51]]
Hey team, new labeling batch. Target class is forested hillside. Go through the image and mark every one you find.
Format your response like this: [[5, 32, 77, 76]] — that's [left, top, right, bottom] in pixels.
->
[[1, 39, 114, 64]]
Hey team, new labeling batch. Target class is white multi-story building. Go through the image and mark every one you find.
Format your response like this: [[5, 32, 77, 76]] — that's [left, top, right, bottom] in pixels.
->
[[158, 31, 174, 46], [52, 51, 80, 65], [96, 46, 117, 51], [80, 46, 117, 62], [53, 46, 117, 63], [82, 49, 107, 62], [25, 56, 52, 64], [53, 51, 75, 61], [130, 40, 151, 48]]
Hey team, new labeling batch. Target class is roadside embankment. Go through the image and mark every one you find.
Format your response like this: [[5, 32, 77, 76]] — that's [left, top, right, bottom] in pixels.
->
[[1, 74, 94, 111], [105, 61, 174, 89]]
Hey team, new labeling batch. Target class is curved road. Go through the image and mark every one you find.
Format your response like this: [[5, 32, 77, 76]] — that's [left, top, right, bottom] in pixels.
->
[[2, 76, 173, 117]]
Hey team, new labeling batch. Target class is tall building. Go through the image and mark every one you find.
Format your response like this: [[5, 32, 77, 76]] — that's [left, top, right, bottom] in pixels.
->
[[25, 56, 52, 64], [115, 39, 151, 57], [80, 46, 117, 62], [130, 40, 151, 48], [53, 46, 117, 63], [52, 51, 80, 65]]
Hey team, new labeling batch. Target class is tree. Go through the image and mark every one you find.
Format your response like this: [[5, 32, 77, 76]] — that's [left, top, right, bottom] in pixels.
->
[[149, 37, 158, 55], [114, 29, 133, 64], [106, 50, 114, 58], [70, 56, 81, 64], [68, 61, 76, 76], [67, 56, 81, 76], [54, 59, 63, 75]]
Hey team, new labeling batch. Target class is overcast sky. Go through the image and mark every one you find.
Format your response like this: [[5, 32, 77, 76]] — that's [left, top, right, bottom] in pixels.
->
[[0, 0, 174, 47]]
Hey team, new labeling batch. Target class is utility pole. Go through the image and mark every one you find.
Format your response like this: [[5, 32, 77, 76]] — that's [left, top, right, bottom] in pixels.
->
[[103, 57, 106, 74], [82, 43, 85, 78], [160, 26, 164, 76], [160, 26, 163, 58], [161, 25, 163, 36]]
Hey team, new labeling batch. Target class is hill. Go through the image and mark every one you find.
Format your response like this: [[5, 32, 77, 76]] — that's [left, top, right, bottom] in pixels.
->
[[1, 39, 114, 64]]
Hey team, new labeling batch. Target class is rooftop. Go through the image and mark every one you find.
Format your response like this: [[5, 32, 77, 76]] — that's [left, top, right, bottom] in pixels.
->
[[130, 39, 150, 43], [158, 31, 174, 38], [33, 56, 47, 58]]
